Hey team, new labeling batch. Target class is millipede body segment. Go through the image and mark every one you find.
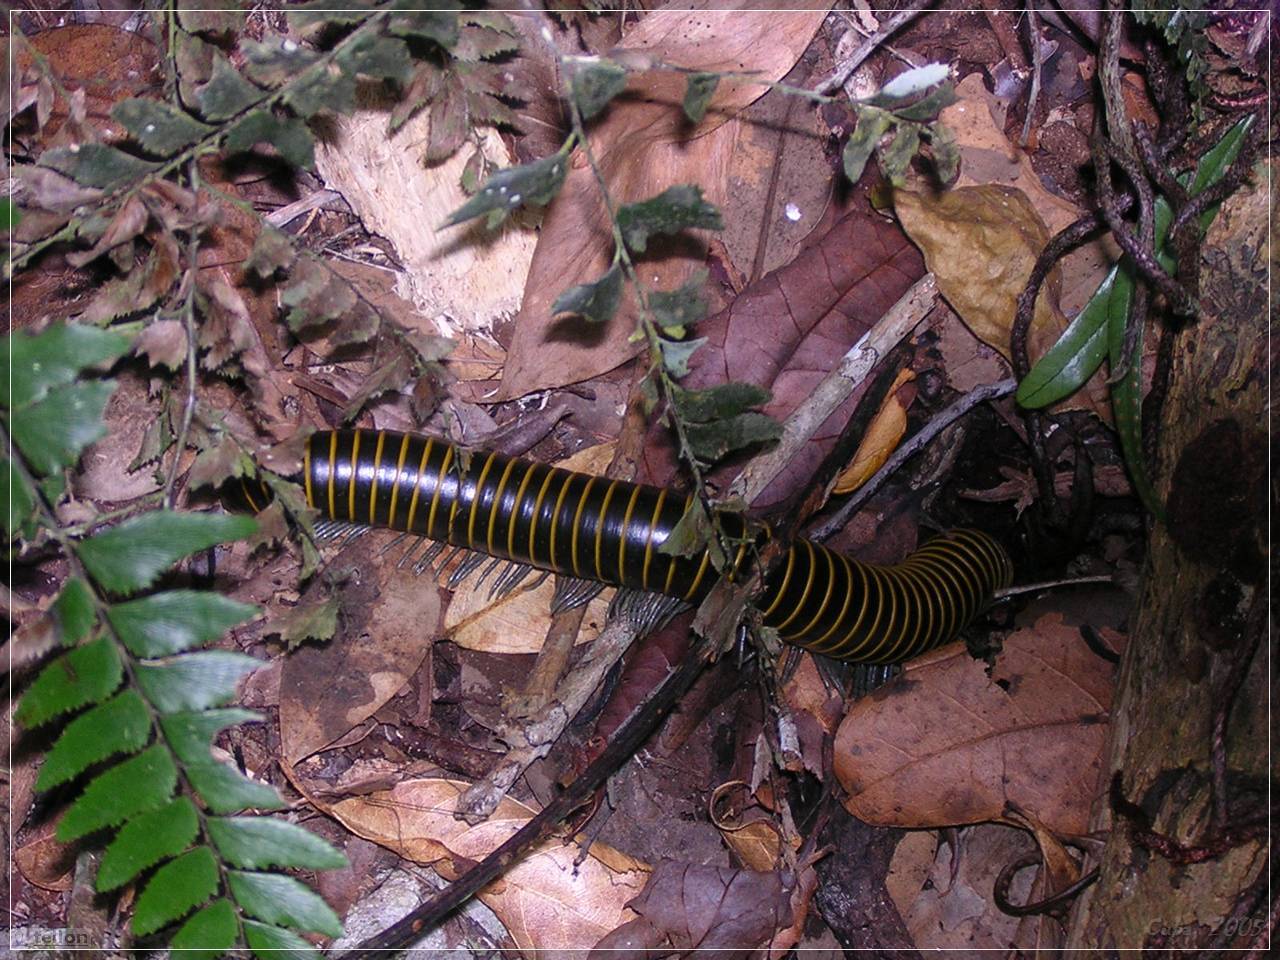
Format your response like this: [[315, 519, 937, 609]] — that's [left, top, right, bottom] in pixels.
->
[[239, 428, 1013, 664]]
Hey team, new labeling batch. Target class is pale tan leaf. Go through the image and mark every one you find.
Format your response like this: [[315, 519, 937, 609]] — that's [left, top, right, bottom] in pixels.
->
[[135, 319, 189, 371], [330, 778, 650, 952]]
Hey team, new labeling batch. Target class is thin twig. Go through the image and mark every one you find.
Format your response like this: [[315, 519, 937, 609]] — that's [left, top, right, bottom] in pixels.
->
[[994, 574, 1114, 599], [979, 0, 1029, 73], [162, 160, 203, 510], [1019, 2, 1044, 147], [807, 377, 1017, 541], [730, 274, 938, 505], [814, 0, 935, 95]]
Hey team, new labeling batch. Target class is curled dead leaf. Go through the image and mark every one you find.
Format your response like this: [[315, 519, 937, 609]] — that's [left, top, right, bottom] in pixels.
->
[[832, 367, 916, 494]]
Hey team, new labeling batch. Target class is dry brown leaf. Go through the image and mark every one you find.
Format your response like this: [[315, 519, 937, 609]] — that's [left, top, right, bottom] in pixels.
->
[[135, 318, 189, 371], [834, 612, 1125, 836], [895, 185, 1110, 421], [891, 824, 1045, 950], [444, 442, 616, 653], [330, 778, 650, 953], [279, 541, 443, 763], [498, 2, 831, 399], [832, 367, 916, 494]]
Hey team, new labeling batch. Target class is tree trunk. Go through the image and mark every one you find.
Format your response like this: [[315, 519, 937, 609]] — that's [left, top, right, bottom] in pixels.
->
[[1066, 164, 1271, 949]]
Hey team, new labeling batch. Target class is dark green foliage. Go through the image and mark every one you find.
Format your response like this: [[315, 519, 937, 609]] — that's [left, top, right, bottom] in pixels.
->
[[552, 264, 624, 324], [171, 900, 240, 960], [40, 144, 159, 189], [446, 143, 573, 228], [36, 691, 151, 790], [57, 744, 177, 840], [132, 846, 220, 936], [671, 383, 771, 423], [51, 577, 96, 646], [657, 336, 707, 378], [648, 272, 708, 333], [135, 651, 260, 714], [16, 637, 122, 728], [570, 58, 628, 120], [206, 817, 350, 870], [229, 871, 344, 936], [1017, 116, 1253, 518], [3, 323, 134, 408], [683, 72, 720, 123], [336, 33, 413, 83], [684, 414, 782, 464], [98, 797, 200, 891], [242, 37, 321, 88], [843, 110, 892, 184], [388, 7, 461, 47], [11, 381, 115, 475], [842, 67, 958, 186], [107, 591, 258, 657], [243, 919, 321, 959], [185, 761, 287, 814], [160, 708, 264, 764], [224, 111, 315, 169], [197, 53, 264, 121], [615, 185, 723, 253], [112, 98, 213, 157], [76, 511, 257, 594]]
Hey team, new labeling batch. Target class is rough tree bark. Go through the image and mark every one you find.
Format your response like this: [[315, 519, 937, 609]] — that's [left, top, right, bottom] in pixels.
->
[[1066, 163, 1272, 949]]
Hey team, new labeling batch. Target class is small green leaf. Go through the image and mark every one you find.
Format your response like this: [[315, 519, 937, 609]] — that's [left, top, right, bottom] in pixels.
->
[[445, 143, 572, 227], [275, 593, 341, 648], [186, 761, 286, 813], [171, 899, 239, 960], [40, 144, 158, 190], [336, 33, 413, 83], [569, 58, 628, 121], [243, 919, 321, 960], [2, 322, 133, 409], [877, 63, 951, 100], [97, 796, 199, 891], [389, 8, 461, 47], [288, 0, 371, 32], [207, 816, 348, 870], [112, 98, 213, 157], [11, 380, 115, 476], [843, 109, 892, 183], [107, 591, 258, 657], [224, 111, 315, 169], [878, 121, 921, 187], [16, 637, 123, 729], [135, 651, 260, 714], [1016, 266, 1119, 408], [616, 185, 723, 254], [198, 53, 264, 122], [245, 226, 296, 278], [132, 846, 219, 936], [57, 744, 177, 841], [36, 690, 151, 791], [682, 72, 720, 123], [1, 197, 18, 232], [76, 511, 257, 594], [229, 871, 343, 937], [649, 272, 708, 330], [551, 264, 623, 324], [52, 577, 97, 647], [657, 497, 712, 557], [672, 382, 772, 422], [242, 37, 320, 88], [160, 708, 263, 763], [658, 336, 706, 378], [928, 121, 960, 184], [684, 412, 782, 463], [284, 65, 357, 120], [3, 459, 36, 539]]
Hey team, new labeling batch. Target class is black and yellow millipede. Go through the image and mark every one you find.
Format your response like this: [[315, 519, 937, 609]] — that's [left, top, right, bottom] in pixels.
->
[[235, 427, 1013, 664]]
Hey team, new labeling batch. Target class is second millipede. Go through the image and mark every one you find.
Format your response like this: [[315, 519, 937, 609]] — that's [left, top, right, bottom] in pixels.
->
[[236, 428, 1013, 664]]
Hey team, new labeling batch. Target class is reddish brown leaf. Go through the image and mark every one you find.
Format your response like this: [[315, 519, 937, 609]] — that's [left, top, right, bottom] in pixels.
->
[[833, 612, 1126, 836], [135, 318, 189, 371], [637, 201, 926, 509], [498, 3, 831, 399], [591, 859, 794, 958]]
